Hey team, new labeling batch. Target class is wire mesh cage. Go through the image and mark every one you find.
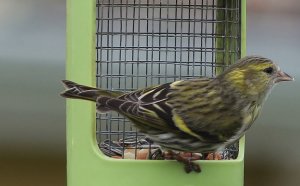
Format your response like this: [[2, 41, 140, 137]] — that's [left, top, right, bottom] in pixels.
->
[[96, 0, 241, 160]]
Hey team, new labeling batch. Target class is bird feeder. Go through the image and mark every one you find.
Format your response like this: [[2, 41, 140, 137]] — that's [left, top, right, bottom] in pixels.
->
[[66, 0, 246, 185]]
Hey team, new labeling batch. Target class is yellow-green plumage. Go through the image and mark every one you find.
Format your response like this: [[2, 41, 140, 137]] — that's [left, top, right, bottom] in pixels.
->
[[61, 55, 293, 173]]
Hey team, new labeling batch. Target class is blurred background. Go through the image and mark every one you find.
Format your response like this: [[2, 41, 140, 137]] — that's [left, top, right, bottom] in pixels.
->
[[0, 0, 299, 185]]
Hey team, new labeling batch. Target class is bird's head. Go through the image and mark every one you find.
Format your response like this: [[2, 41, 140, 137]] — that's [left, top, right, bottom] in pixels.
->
[[219, 56, 294, 98]]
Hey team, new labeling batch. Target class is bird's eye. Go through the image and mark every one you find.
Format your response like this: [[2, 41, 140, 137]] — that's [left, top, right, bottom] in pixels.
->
[[263, 67, 274, 74]]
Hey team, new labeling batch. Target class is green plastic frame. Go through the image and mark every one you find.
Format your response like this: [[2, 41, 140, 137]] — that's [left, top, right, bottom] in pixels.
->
[[66, 0, 247, 185]]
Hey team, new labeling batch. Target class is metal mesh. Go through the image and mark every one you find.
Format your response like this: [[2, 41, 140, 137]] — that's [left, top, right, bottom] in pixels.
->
[[96, 0, 241, 160]]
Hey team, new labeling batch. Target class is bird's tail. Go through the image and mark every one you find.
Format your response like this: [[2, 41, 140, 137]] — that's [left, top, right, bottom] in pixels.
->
[[60, 80, 124, 102]]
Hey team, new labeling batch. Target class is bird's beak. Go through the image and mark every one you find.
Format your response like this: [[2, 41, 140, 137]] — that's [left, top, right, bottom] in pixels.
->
[[275, 70, 294, 83]]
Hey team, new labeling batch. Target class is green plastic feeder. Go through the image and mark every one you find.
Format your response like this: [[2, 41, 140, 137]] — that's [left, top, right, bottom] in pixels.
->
[[66, 0, 247, 185]]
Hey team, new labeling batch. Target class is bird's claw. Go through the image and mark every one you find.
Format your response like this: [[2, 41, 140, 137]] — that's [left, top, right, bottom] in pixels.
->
[[191, 162, 201, 172], [165, 150, 202, 173], [184, 160, 201, 173]]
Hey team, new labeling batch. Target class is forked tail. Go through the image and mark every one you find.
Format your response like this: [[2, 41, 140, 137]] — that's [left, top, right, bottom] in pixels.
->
[[60, 80, 123, 102]]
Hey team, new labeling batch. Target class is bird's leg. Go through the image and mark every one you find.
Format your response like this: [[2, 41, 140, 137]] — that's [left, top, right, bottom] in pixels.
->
[[164, 150, 201, 173]]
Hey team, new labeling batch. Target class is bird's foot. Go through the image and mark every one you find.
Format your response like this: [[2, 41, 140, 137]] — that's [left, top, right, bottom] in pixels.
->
[[164, 150, 201, 173], [183, 160, 201, 173]]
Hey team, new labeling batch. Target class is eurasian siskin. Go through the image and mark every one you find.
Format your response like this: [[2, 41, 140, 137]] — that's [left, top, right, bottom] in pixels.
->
[[61, 56, 293, 173]]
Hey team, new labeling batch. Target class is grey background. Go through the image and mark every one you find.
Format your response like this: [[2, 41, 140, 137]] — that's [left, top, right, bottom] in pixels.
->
[[0, 0, 299, 185]]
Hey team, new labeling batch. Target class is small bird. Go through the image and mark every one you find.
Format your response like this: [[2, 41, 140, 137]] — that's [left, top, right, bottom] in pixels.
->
[[61, 56, 293, 173]]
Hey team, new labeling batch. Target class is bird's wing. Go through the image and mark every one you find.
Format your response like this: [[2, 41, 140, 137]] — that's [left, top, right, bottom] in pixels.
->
[[96, 81, 184, 134], [97, 77, 237, 142]]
